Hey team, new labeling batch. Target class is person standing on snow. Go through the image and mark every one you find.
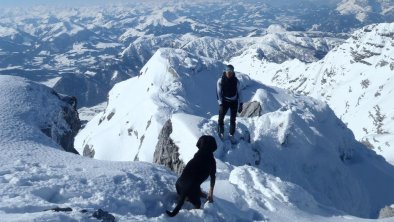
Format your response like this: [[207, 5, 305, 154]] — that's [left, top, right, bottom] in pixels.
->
[[216, 64, 243, 139]]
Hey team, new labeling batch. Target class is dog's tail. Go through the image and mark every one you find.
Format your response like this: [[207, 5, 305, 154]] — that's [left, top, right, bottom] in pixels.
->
[[166, 193, 186, 217]]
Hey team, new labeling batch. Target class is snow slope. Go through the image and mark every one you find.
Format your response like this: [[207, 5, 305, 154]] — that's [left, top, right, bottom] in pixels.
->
[[230, 22, 394, 164], [76, 47, 394, 219], [75, 48, 223, 161], [2, 75, 387, 221]]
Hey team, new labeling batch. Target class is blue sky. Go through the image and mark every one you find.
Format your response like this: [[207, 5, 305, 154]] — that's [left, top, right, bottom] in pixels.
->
[[0, 0, 341, 8], [0, 0, 131, 7]]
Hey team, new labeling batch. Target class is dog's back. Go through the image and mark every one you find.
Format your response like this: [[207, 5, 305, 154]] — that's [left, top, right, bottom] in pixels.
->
[[179, 150, 215, 186]]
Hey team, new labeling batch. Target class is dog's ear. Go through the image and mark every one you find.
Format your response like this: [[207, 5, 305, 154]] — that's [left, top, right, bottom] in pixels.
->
[[196, 135, 217, 152]]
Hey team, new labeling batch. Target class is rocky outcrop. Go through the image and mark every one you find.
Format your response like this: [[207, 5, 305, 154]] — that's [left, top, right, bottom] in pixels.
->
[[41, 92, 81, 154], [153, 119, 185, 175], [59, 94, 81, 154], [240, 101, 262, 117], [83, 144, 95, 158], [92, 209, 116, 222], [153, 102, 260, 173], [379, 205, 394, 219]]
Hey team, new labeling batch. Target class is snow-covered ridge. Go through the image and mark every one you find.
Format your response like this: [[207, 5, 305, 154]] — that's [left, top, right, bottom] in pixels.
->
[[231, 22, 394, 164], [75, 48, 224, 161], [77, 46, 394, 219]]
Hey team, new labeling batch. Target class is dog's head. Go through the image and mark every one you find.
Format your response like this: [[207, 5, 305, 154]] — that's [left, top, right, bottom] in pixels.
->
[[196, 135, 217, 152]]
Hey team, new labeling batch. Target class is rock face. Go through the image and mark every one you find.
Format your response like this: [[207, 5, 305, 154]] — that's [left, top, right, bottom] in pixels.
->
[[41, 92, 81, 154], [379, 205, 394, 219], [83, 144, 95, 158], [153, 119, 185, 175], [58, 95, 81, 154], [240, 101, 262, 117], [92, 209, 116, 222]]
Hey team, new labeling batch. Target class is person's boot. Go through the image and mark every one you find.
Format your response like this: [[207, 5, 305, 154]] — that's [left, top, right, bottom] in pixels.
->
[[229, 125, 236, 144], [217, 125, 224, 139], [229, 124, 235, 137]]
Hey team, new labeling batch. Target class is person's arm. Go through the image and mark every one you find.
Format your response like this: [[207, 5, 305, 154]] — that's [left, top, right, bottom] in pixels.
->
[[217, 78, 222, 105]]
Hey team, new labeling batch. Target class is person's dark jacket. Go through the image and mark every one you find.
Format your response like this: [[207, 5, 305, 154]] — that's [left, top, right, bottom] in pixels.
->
[[217, 73, 243, 105], [166, 135, 217, 217]]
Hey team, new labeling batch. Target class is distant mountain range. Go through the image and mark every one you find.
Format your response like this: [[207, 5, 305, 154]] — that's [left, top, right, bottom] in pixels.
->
[[1, 1, 392, 107]]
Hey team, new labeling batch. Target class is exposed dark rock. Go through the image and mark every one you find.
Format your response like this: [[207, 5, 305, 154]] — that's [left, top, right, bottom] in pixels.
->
[[378, 205, 394, 219], [153, 119, 185, 175], [351, 49, 376, 65], [239, 101, 262, 117], [368, 105, 388, 135], [92, 209, 116, 222], [41, 92, 81, 154], [361, 79, 370, 89], [106, 110, 115, 121], [360, 138, 374, 149], [45, 207, 73, 212], [58, 95, 81, 154], [83, 144, 95, 158]]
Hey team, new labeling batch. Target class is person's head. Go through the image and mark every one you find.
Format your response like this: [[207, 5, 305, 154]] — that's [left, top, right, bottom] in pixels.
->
[[224, 64, 235, 78]]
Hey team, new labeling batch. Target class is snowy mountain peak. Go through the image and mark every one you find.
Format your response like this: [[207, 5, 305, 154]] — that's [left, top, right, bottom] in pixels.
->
[[337, 0, 373, 21], [336, 0, 392, 22], [77, 41, 394, 218], [231, 22, 394, 165], [75, 47, 223, 161]]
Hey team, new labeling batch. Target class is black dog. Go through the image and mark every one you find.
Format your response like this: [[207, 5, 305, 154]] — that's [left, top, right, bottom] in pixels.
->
[[166, 135, 217, 217]]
